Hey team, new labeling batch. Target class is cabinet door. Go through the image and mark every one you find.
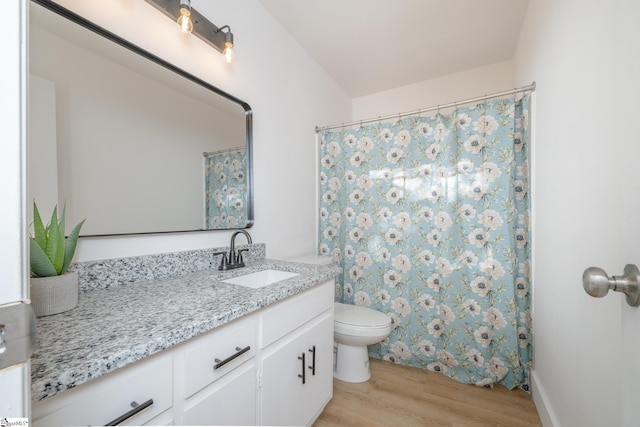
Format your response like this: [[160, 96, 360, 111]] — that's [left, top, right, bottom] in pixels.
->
[[183, 361, 257, 426], [306, 313, 334, 424], [260, 312, 333, 426]]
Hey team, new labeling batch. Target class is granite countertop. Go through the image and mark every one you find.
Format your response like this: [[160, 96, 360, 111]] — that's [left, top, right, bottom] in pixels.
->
[[30, 259, 340, 402]]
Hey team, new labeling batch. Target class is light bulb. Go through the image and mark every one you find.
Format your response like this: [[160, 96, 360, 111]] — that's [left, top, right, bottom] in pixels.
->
[[176, 0, 193, 34], [224, 42, 234, 63], [177, 9, 193, 34]]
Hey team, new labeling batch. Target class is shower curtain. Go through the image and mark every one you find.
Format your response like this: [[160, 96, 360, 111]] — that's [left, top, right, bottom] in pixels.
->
[[204, 148, 247, 229], [319, 96, 531, 390]]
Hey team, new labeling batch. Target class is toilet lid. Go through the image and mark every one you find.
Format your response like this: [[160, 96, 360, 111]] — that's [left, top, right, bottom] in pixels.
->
[[334, 302, 391, 327]]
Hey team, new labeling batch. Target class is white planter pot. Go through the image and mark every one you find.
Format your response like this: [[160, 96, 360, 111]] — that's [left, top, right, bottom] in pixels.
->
[[30, 271, 79, 317]]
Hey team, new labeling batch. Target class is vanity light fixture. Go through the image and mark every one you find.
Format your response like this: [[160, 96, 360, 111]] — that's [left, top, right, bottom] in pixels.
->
[[215, 25, 234, 63], [144, 0, 236, 63]]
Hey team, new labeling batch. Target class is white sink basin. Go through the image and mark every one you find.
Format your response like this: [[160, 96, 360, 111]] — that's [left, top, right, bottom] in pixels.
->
[[222, 269, 300, 288]]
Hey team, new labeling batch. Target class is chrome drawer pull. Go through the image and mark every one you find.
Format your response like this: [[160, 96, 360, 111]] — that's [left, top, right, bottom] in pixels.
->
[[213, 345, 251, 370], [105, 398, 154, 426]]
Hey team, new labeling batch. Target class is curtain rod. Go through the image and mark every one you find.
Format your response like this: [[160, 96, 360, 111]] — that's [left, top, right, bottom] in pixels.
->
[[203, 146, 245, 157], [315, 81, 536, 133]]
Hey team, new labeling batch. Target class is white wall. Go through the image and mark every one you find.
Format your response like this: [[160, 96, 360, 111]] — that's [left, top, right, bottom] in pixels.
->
[[514, 0, 640, 426], [28, 74, 59, 221], [50, 0, 351, 260], [352, 60, 515, 121]]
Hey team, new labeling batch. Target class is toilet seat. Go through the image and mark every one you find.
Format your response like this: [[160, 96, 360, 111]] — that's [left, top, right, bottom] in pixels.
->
[[334, 302, 391, 337], [334, 322, 391, 337]]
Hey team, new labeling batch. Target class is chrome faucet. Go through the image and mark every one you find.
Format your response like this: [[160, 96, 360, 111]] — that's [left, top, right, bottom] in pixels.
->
[[213, 230, 252, 271]]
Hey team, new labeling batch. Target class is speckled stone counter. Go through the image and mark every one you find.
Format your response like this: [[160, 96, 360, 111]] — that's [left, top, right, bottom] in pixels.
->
[[30, 258, 340, 402]]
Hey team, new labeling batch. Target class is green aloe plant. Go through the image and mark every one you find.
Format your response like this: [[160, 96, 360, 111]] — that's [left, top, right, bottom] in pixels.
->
[[30, 201, 85, 278]]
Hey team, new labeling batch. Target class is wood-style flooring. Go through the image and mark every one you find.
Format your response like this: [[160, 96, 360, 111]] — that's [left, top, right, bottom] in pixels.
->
[[314, 359, 542, 427]]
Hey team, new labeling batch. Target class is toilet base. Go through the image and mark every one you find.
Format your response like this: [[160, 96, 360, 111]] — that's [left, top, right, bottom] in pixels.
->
[[334, 342, 371, 383]]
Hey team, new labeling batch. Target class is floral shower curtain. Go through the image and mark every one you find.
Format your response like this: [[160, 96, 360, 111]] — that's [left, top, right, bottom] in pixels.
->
[[318, 96, 531, 390], [204, 148, 247, 229]]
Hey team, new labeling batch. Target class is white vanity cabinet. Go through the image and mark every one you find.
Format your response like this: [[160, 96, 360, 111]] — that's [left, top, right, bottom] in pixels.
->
[[32, 279, 334, 426], [259, 280, 334, 426]]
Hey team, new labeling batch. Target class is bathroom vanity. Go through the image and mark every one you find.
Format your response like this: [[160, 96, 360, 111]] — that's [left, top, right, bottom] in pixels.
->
[[30, 257, 338, 426]]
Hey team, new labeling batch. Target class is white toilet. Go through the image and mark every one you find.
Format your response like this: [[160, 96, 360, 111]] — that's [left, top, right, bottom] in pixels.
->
[[333, 301, 392, 382], [288, 255, 392, 383]]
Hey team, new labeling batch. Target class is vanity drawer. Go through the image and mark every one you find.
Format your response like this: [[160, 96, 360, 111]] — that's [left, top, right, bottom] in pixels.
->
[[260, 280, 333, 348], [33, 355, 172, 427], [184, 315, 256, 398]]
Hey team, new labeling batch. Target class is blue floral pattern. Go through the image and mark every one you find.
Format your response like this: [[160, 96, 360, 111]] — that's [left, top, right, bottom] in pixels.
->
[[319, 96, 531, 390], [205, 149, 247, 229]]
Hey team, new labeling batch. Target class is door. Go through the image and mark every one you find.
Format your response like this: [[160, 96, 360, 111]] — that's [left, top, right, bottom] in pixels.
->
[[0, 0, 32, 419]]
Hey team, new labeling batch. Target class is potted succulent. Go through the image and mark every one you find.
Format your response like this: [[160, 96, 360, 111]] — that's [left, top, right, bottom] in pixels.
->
[[30, 201, 85, 317]]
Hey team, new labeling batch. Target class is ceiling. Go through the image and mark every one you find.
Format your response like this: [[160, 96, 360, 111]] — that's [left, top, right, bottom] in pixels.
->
[[258, 0, 530, 98]]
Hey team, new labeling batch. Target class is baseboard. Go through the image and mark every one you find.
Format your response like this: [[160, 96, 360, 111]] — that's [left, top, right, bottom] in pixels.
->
[[531, 369, 560, 427]]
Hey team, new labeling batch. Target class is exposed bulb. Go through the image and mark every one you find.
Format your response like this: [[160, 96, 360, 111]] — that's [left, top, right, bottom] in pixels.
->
[[177, 8, 193, 34], [224, 42, 234, 63]]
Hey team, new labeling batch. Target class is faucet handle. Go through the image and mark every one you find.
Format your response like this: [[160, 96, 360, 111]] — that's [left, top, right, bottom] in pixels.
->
[[237, 248, 250, 264], [213, 251, 228, 270]]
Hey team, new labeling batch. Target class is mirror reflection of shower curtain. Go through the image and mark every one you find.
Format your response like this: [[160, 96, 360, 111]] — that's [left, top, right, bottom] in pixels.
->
[[204, 147, 247, 229]]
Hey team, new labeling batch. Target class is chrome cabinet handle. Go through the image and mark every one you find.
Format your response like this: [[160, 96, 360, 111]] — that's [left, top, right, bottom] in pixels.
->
[[105, 399, 154, 426], [298, 352, 306, 384], [213, 345, 251, 370], [308, 345, 316, 376], [582, 264, 640, 307]]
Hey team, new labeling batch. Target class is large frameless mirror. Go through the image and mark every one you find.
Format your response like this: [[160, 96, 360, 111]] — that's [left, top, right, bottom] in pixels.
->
[[28, 0, 253, 236]]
